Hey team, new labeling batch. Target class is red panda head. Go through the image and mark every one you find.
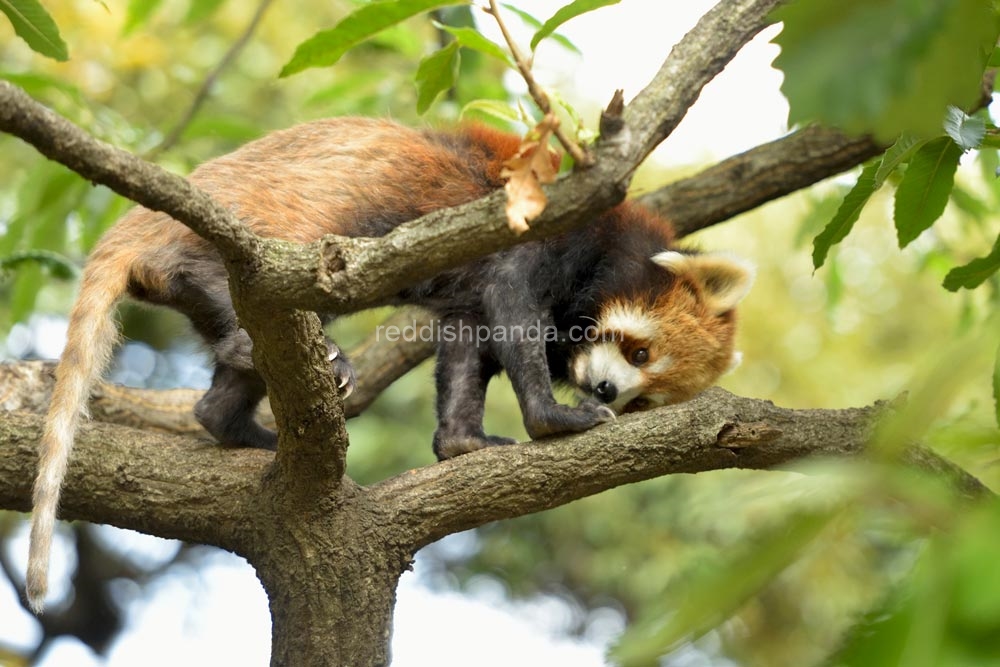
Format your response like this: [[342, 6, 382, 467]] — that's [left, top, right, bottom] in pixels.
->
[[570, 251, 754, 413]]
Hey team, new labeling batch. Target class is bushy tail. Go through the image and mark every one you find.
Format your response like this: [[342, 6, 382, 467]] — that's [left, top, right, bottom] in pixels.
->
[[27, 251, 130, 613]]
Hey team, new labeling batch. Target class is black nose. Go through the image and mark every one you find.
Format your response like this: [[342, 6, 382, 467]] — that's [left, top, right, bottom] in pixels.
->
[[594, 380, 618, 404]]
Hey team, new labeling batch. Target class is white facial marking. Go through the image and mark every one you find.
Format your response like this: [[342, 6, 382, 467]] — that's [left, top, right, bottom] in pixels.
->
[[602, 304, 658, 340], [577, 342, 644, 413]]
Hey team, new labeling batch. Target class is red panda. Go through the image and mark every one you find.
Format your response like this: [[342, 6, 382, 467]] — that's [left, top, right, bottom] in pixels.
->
[[26, 117, 753, 612]]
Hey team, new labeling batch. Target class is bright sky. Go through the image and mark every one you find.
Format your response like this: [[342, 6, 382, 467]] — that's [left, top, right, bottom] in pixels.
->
[[0, 2, 788, 665]]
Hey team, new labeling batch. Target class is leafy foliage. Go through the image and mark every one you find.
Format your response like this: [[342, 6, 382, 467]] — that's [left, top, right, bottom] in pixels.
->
[[415, 40, 460, 113], [893, 137, 964, 248], [611, 509, 837, 666], [812, 161, 880, 269], [279, 0, 467, 77], [834, 503, 1000, 667], [528, 0, 620, 51], [773, 0, 1000, 141], [0, 0, 67, 61], [777, 0, 1000, 289], [943, 234, 1000, 291]]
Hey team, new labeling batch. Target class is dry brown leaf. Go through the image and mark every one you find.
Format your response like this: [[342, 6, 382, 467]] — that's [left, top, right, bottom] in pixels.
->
[[500, 115, 560, 235]]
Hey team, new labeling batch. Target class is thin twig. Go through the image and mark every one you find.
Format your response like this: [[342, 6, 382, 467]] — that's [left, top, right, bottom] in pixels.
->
[[146, 0, 275, 159], [484, 0, 593, 167]]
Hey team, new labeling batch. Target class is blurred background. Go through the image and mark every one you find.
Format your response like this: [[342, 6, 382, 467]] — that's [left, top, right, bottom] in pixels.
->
[[1, 1, 998, 666]]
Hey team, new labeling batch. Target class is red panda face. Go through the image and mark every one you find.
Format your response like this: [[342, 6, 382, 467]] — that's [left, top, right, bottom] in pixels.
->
[[570, 251, 754, 413]]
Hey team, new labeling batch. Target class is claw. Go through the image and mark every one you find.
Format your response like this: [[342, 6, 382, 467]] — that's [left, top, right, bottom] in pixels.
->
[[327, 347, 339, 361], [342, 382, 354, 399]]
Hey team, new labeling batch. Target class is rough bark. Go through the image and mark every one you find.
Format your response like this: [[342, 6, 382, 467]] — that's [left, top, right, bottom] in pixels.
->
[[1, 0, 993, 664], [639, 126, 884, 237]]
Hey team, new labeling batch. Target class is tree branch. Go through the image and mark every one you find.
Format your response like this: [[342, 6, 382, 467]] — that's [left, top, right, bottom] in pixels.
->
[[0, 411, 267, 554], [369, 388, 992, 548], [0, 307, 435, 434], [622, 0, 784, 166], [0, 81, 255, 261], [639, 126, 883, 236]]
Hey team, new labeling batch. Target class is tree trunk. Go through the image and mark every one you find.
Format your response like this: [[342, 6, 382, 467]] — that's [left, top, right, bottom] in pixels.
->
[[247, 482, 413, 667]]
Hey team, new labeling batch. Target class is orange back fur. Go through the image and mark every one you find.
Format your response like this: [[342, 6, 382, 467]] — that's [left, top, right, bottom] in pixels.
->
[[102, 118, 530, 297]]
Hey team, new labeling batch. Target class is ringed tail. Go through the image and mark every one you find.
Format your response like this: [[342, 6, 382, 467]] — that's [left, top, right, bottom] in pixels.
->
[[26, 243, 132, 613]]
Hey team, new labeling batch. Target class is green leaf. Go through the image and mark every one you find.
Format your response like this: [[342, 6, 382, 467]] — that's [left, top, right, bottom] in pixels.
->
[[609, 510, 835, 667], [994, 343, 1000, 430], [834, 545, 949, 667], [123, 0, 163, 35], [813, 135, 933, 269], [530, 0, 620, 51], [943, 234, 1000, 291], [812, 161, 880, 269], [460, 98, 524, 125], [943, 105, 986, 150], [874, 134, 926, 186], [502, 3, 580, 54], [0, 249, 80, 281], [414, 41, 459, 114], [991, 46, 1000, 67], [894, 136, 963, 247], [0, 0, 68, 60], [9, 262, 43, 324], [185, 0, 227, 24], [280, 0, 466, 77], [773, 0, 1000, 141], [433, 21, 512, 66]]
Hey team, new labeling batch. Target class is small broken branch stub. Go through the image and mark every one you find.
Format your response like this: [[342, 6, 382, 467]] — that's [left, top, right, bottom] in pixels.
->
[[717, 421, 784, 448]]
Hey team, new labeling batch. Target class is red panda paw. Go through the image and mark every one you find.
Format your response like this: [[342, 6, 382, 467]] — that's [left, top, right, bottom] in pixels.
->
[[433, 432, 518, 460], [325, 340, 357, 399], [523, 400, 616, 440]]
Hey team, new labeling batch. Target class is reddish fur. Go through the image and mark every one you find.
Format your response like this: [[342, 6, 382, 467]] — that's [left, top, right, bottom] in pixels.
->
[[608, 202, 677, 247]]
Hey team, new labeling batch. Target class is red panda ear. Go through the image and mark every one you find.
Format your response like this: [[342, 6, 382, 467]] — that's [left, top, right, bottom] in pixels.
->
[[651, 251, 755, 314]]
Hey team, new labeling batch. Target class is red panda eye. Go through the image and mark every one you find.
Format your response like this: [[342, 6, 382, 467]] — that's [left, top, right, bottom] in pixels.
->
[[631, 348, 649, 366]]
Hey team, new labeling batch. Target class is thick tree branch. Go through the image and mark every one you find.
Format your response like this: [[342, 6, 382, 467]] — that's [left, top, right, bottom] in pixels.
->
[[0, 411, 267, 554], [0, 308, 435, 433], [640, 126, 883, 236], [369, 388, 992, 548]]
